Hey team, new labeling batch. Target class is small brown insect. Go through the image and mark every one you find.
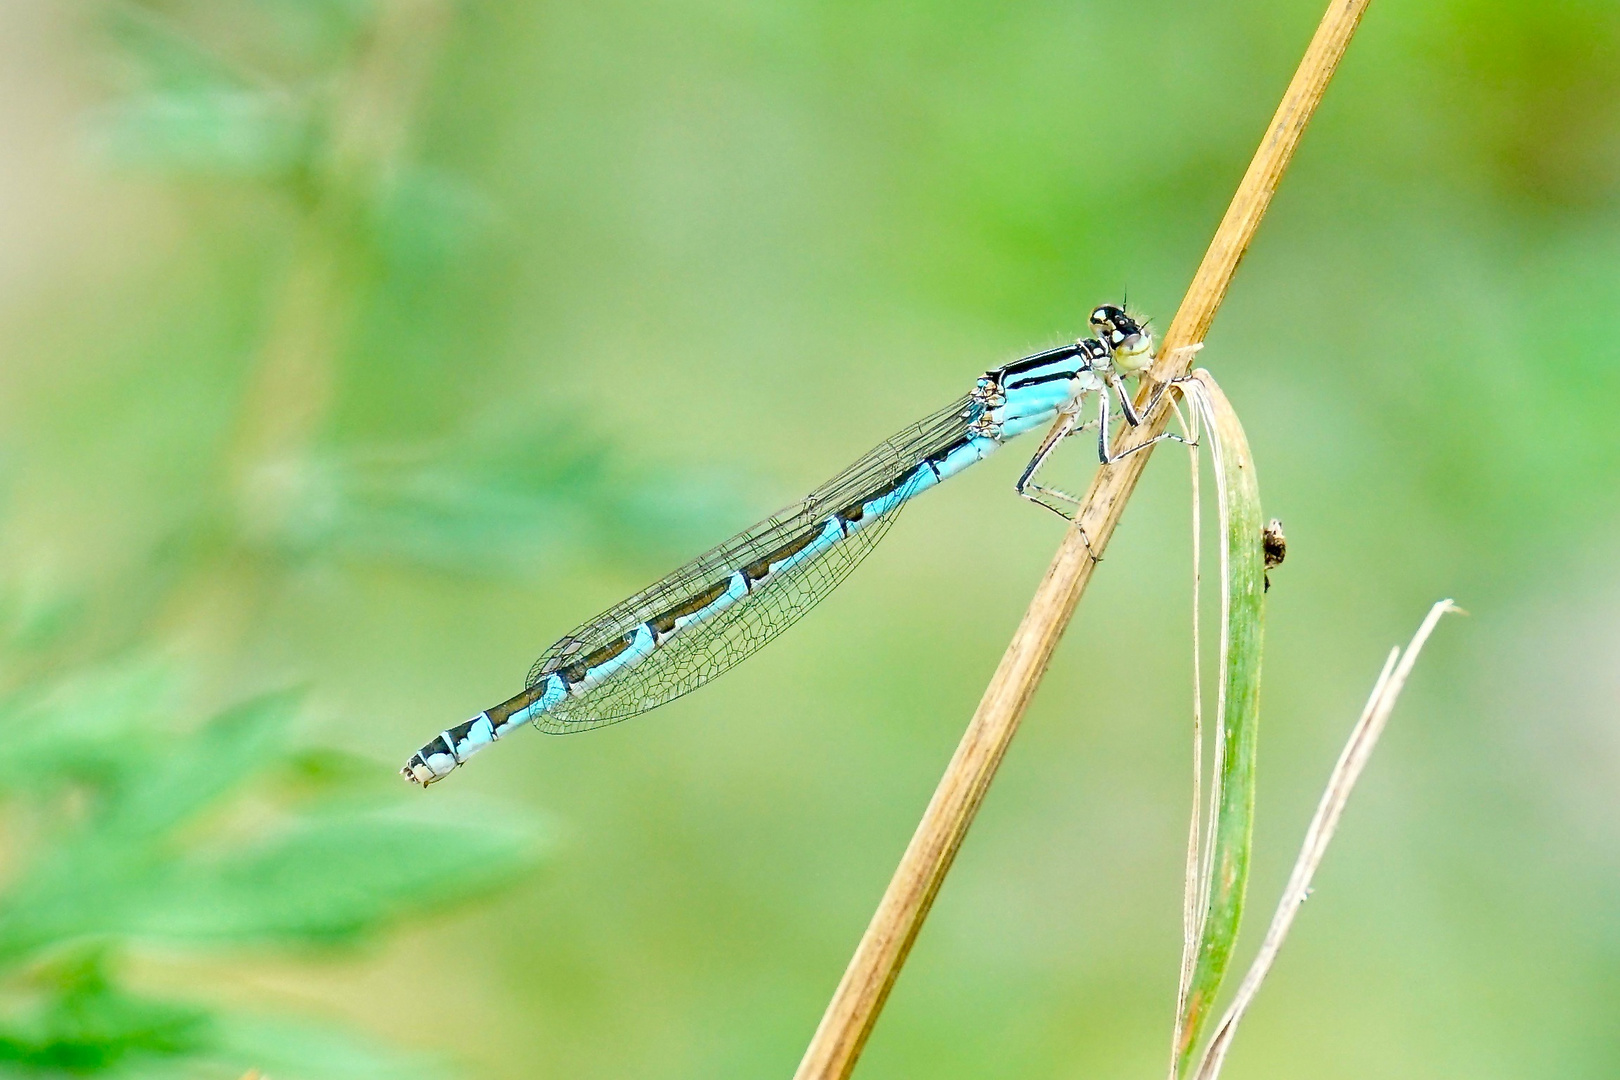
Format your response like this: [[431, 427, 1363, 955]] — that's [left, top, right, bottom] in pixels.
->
[[1262, 518, 1287, 592]]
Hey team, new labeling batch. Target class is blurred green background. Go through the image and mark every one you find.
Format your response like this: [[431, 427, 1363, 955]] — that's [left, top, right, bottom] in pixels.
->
[[1, 0, 1617, 1077]]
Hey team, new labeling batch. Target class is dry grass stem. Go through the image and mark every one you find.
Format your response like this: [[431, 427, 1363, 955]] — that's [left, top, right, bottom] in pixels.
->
[[792, 1, 1374, 1077], [1189, 599, 1460, 1080]]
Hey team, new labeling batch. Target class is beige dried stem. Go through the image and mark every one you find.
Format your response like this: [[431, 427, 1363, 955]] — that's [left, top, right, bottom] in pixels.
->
[[792, 1, 1375, 1077]]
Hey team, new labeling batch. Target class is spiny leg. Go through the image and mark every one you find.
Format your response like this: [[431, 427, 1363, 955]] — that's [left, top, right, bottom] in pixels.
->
[[1015, 409, 1112, 519], [1104, 343, 1205, 439], [1113, 344, 1205, 435], [1015, 406, 1109, 560], [1015, 380, 1193, 516], [1016, 408, 1085, 519], [1108, 371, 1144, 427], [1099, 371, 1199, 465], [1103, 424, 1189, 465], [1096, 379, 1115, 464], [1015, 378, 1178, 514]]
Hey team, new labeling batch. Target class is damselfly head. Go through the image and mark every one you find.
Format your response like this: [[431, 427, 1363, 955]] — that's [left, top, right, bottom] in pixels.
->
[[1089, 303, 1152, 363]]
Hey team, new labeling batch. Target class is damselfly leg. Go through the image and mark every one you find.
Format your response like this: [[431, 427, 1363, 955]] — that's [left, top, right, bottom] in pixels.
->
[[1014, 408, 1097, 521], [1015, 359, 1199, 528], [1097, 346, 1207, 467], [1097, 375, 1191, 465]]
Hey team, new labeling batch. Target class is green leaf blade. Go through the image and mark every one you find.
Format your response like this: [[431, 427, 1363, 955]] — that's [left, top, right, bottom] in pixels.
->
[[129, 805, 550, 947], [1175, 371, 1267, 1075]]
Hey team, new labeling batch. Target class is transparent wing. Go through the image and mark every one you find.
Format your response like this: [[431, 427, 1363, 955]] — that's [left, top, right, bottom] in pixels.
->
[[524, 393, 978, 732]]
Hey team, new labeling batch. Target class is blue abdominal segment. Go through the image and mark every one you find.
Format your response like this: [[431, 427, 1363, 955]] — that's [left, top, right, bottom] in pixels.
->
[[508, 676, 567, 727], [933, 434, 1002, 480]]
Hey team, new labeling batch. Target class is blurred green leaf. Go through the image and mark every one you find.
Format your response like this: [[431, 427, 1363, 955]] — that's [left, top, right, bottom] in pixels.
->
[[242, 427, 750, 577], [0, 948, 434, 1080], [0, 656, 547, 1079], [0, 662, 178, 799], [246, 0, 377, 69], [209, 1012, 437, 1080], [104, 689, 300, 836], [0, 584, 87, 656], [92, 90, 313, 178], [372, 166, 499, 277], [0, 952, 209, 1073], [103, 4, 249, 95], [133, 804, 545, 946]]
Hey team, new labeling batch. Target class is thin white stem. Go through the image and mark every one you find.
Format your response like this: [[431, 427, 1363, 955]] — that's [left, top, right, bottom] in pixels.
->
[[1190, 599, 1461, 1080], [1187, 380, 1227, 953], [1171, 388, 1206, 1080]]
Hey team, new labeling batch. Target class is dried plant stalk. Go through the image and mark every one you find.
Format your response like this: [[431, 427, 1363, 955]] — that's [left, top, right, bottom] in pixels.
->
[[792, 2, 1375, 1078]]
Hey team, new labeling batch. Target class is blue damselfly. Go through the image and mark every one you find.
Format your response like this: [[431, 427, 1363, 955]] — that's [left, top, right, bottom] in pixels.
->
[[403, 304, 1178, 785]]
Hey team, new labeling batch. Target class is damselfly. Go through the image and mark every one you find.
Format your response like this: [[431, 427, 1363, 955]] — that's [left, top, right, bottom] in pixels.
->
[[403, 304, 1180, 785]]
